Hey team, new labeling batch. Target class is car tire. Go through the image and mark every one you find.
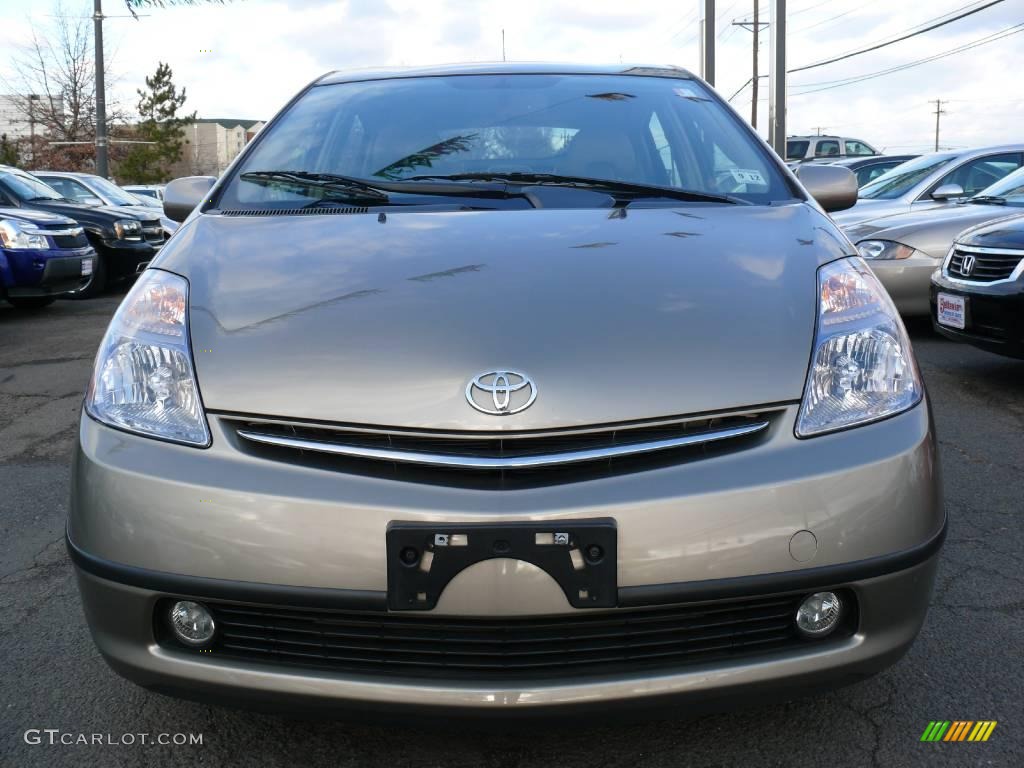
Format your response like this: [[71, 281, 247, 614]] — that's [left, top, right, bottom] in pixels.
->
[[69, 251, 108, 299], [7, 296, 56, 309]]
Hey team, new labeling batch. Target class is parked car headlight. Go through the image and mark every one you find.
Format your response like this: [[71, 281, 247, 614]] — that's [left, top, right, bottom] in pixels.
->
[[856, 239, 915, 260], [114, 219, 143, 240], [0, 219, 48, 249], [86, 269, 209, 446], [796, 257, 922, 437]]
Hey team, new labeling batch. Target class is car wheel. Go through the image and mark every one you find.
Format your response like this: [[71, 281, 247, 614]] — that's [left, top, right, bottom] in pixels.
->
[[6, 296, 56, 309], [68, 251, 108, 299]]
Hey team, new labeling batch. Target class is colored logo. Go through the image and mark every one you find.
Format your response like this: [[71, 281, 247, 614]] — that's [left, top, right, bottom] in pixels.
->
[[920, 721, 997, 742]]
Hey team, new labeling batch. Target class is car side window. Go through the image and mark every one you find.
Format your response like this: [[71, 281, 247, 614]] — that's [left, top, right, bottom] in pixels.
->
[[845, 141, 873, 156], [45, 178, 94, 202], [935, 153, 1023, 197], [814, 140, 840, 157]]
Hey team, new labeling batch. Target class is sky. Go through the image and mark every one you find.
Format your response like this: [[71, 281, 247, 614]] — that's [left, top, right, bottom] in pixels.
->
[[0, 0, 1021, 154]]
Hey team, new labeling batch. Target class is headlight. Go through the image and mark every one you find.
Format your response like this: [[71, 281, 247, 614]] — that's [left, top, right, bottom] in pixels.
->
[[114, 219, 143, 240], [856, 239, 915, 260], [86, 270, 209, 446], [796, 257, 922, 437], [0, 219, 48, 249]]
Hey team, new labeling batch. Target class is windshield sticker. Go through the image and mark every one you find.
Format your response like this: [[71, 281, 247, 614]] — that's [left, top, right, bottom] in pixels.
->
[[673, 86, 712, 103], [730, 169, 766, 186]]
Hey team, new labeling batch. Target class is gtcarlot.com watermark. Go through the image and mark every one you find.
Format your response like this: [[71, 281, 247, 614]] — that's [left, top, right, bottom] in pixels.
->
[[24, 729, 203, 746]]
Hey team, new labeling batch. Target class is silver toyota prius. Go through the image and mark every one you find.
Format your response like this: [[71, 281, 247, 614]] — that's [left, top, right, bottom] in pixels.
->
[[69, 64, 944, 717]]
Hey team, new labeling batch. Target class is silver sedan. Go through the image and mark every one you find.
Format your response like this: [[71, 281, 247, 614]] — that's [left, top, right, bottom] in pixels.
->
[[843, 166, 1024, 314]]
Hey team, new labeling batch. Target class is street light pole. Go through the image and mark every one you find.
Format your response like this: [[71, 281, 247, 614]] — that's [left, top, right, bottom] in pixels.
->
[[702, 0, 716, 86], [93, 0, 108, 178], [768, 0, 786, 156]]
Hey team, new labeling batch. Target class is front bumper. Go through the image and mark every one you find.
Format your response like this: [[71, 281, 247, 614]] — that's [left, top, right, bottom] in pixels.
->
[[69, 401, 943, 712], [931, 272, 1024, 358], [866, 253, 941, 315], [102, 240, 160, 279], [1, 246, 94, 297]]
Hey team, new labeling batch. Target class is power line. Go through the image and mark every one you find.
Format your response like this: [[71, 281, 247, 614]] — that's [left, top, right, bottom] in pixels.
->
[[791, 22, 1024, 94], [790, 0, 1004, 73]]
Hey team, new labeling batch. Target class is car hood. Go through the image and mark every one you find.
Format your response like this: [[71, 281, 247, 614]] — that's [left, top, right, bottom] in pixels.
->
[[841, 203, 1020, 259], [24, 199, 158, 225], [155, 204, 851, 431], [0, 207, 77, 228], [956, 211, 1024, 250]]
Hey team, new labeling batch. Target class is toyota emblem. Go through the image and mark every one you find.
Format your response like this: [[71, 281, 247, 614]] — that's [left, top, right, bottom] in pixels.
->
[[465, 370, 537, 415]]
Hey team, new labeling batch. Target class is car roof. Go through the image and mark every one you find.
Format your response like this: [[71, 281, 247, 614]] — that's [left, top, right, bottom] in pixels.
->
[[316, 62, 695, 86], [32, 170, 91, 178]]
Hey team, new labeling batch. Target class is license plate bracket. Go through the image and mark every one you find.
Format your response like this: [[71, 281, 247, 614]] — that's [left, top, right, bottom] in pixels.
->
[[386, 519, 617, 611]]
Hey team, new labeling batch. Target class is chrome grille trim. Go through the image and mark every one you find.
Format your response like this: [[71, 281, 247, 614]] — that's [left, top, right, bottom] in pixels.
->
[[942, 244, 1024, 285], [236, 420, 770, 470]]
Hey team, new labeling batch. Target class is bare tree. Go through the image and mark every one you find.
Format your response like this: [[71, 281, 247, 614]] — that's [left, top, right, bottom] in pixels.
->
[[2, 2, 126, 170]]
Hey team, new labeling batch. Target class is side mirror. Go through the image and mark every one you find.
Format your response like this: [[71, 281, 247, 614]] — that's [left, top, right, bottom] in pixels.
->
[[931, 183, 964, 201], [794, 163, 858, 213], [164, 176, 216, 223]]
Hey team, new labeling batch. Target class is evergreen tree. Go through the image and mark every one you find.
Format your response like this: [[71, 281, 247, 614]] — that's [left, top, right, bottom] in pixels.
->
[[118, 62, 194, 183], [0, 134, 19, 166]]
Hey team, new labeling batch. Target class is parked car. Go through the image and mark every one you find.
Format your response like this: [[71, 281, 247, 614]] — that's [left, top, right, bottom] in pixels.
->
[[0, 166, 165, 297], [832, 146, 1024, 227], [786, 135, 879, 163], [33, 170, 178, 236], [68, 64, 942, 718], [122, 184, 165, 202], [932, 213, 1024, 359], [0, 208, 95, 308], [843, 166, 1024, 314], [827, 154, 918, 187]]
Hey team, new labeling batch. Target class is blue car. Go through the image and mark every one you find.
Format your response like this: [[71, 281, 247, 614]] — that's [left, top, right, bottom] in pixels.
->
[[0, 208, 95, 308]]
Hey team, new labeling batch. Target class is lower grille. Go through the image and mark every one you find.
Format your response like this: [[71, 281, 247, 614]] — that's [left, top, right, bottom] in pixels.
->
[[947, 247, 1024, 283], [51, 233, 89, 249], [159, 593, 852, 680], [226, 410, 775, 489]]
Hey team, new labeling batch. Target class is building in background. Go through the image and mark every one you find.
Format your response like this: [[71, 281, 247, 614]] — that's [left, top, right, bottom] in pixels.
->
[[0, 94, 64, 141], [169, 118, 265, 178]]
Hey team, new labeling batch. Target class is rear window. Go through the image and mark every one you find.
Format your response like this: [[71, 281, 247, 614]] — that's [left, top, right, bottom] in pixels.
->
[[786, 140, 809, 160], [219, 73, 792, 209]]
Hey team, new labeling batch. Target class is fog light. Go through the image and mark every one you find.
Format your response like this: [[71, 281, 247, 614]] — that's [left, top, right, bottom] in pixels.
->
[[169, 600, 216, 646], [795, 591, 842, 637]]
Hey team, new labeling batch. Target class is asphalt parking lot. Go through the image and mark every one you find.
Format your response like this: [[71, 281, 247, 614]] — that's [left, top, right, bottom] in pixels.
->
[[1, 294, 1021, 767]]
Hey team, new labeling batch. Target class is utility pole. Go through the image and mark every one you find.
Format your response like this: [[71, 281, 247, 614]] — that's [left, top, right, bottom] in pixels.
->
[[93, 0, 108, 178], [732, 4, 769, 129], [931, 99, 946, 152], [768, 0, 786, 156], [502, 29, 506, 62], [701, 0, 716, 86]]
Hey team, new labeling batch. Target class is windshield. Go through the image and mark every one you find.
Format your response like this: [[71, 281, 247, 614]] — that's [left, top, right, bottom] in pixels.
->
[[858, 153, 956, 200], [0, 171, 65, 201], [88, 175, 143, 206], [971, 166, 1024, 205], [219, 73, 791, 210]]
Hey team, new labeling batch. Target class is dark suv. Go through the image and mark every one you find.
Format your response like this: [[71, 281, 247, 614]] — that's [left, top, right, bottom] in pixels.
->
[[0, 166, 165, 296]]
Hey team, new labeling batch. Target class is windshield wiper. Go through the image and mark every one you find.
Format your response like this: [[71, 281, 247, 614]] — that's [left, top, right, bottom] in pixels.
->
[[969, 195, 1006, 205], [239, 169, 523, 204], [240, 170, 391, 202], [404, 172, 747, 205]]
